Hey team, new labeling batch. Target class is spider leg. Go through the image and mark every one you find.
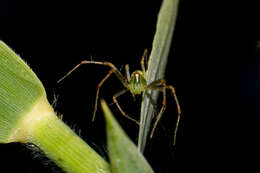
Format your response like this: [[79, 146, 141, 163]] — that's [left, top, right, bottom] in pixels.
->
[[57, 62, 83, 83], [125, 64, 131, 82], [141, 49, 148, 75], [147, 80, 167, 140], [167, 85, 181, 146], [57, 60, 132, 121], [113, 89, 140, 125], [146, 79, 181, 145], [58, 60, 129, 88], [92, 70, 113, 121]]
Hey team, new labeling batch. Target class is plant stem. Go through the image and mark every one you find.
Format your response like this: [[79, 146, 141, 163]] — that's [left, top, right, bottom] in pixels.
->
[[30, 115, 110, 173], [12, 96, 110, 173], [138, 0, 180, 152]]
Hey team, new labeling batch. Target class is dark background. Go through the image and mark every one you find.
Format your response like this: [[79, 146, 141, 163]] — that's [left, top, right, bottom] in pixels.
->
[[0, 0, 185, 172], [1, 0, 260, 172]]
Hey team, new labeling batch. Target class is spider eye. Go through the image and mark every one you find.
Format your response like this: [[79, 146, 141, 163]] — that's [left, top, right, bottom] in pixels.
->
[[135, 73, 139, 82]]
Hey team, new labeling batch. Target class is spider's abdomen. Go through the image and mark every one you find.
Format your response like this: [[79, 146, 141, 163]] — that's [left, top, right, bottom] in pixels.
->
[[129, 70, 147, 95]]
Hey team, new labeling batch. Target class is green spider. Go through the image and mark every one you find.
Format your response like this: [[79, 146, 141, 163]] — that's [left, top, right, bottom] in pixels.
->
[[58, 50, 181, 145]]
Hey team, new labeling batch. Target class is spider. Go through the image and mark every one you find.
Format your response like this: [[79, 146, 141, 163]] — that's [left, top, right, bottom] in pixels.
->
[[58, 49, 181, 145]]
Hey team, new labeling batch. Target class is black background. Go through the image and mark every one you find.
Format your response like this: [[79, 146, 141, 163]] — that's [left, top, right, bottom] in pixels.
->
[[0, 0, 184, 172], [1, 0, 260, 172]]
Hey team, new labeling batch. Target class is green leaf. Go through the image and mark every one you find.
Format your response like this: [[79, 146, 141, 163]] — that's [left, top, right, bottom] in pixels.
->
[[0, 41, 111, 173], [0, 41, 45, 142], [101, 100, 154, 173], [138, 0, 180, 152]]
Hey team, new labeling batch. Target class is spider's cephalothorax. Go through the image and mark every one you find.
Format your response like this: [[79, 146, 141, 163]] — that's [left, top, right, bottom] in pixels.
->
[[58, 49, 181, 145], [129, 70, 147, 95]]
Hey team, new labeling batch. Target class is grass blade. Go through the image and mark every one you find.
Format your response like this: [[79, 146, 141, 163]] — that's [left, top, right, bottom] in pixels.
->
[[138, 0, 180, 152], [0, 41, 111, 173], [0, 41, 45, 142], [101, 100, 154, 173]]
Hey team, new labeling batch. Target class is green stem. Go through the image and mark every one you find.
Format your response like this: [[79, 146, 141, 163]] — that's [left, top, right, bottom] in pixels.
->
[[27, 106, 110, 173]]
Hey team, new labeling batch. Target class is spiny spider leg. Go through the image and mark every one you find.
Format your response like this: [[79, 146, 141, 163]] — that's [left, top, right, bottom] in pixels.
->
[[147, 80, 167, 139], [125, 64, 136, 101], [57, 63, 82, 83], [125, 64, 131, 82], [92, 70, 113, 121], [58, 60, 129, 88], [113, 89, 140, 125], [167, 85, 181, 146], [57, 60, 131, 121], [146, 79, 181, 145], [141, 49, 148, 75]]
